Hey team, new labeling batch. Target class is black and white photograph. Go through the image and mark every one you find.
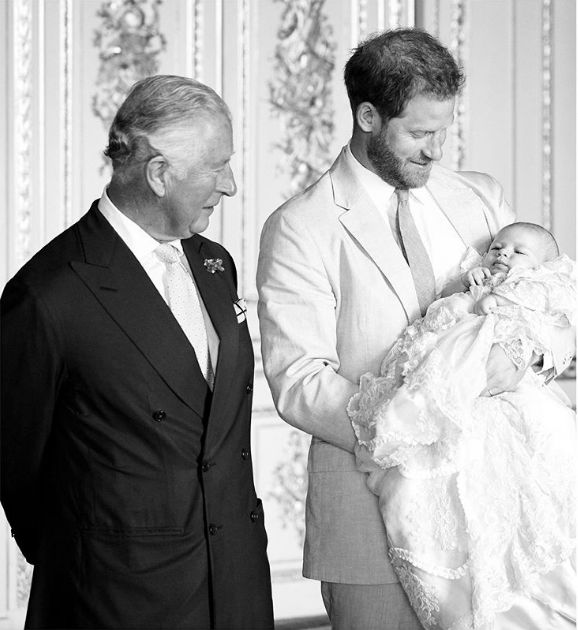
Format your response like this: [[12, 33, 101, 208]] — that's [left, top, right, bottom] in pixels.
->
[[1, 1, 575, 629]]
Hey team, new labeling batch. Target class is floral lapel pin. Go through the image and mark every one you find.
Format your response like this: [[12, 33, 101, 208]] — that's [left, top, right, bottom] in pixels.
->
[[233, 298, 247, 323], [203, 258, 224, 274]]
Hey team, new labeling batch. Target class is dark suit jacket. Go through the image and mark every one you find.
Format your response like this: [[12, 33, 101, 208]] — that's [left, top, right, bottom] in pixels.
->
[[1, 201, 273, 629]]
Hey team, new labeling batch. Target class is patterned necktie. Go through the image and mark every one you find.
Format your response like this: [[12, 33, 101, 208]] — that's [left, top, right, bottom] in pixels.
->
[[155, 243, 214, 388], [395, 189, 436, 316]]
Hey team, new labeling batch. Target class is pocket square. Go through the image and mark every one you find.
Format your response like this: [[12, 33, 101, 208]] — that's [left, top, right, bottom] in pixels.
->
[[233, 298, 247, 323]]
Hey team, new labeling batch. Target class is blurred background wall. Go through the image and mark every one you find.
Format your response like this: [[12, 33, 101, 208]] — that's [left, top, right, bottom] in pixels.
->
[[1, 0, 575, 625]]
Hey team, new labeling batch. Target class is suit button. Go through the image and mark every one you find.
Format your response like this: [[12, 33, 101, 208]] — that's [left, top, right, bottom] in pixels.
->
[[208, 524, 221, 536], [241, 449, 249, 461], [250, 511, 259, 523], [201, 461, 213, 473], [152, 410, 166, 422], [246, 383, 253, 394]]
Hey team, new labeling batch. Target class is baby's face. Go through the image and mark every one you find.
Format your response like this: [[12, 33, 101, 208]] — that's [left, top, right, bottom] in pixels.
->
[[483, 226, 546, 274]]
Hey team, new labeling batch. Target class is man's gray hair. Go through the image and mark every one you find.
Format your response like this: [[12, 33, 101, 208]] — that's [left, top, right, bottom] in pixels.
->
[[105, 75, 230, 178]]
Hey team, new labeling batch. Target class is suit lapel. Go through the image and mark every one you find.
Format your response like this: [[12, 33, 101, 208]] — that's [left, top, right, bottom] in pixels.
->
[[182, 237, 239, 397], [426, 173, 493, 254], [183, 237, 244, 444], [332, 150, 421, 323], [70, 205, 209, 418]]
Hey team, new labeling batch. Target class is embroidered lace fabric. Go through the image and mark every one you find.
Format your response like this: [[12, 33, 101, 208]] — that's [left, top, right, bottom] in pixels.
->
[[348, 255, 576, 629]]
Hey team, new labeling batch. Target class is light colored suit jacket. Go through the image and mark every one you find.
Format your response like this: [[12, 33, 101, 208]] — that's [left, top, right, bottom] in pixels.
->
[[257, 147, 541, 583]]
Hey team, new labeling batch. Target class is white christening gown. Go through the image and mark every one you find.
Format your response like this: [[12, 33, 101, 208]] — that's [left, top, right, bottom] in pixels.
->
[[348, 255, 576, 630]]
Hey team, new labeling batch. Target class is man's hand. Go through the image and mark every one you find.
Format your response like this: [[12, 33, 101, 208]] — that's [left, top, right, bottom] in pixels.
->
[[463, 266, 492, 288], [481, 343, 525, 397]]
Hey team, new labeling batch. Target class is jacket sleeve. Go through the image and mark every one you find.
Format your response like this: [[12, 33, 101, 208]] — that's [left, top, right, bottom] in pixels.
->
[[1, 279, 65, 563], [257, 210, 359, 453]]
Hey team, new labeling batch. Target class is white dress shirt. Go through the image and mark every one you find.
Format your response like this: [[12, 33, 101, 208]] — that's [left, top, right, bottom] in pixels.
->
[[98, 188, 219, 367], [345, 145, 468, 295]]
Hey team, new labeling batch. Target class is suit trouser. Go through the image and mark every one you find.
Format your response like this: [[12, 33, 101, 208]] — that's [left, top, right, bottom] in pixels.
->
[[321, 581, 422, 630], [322, 560, 576, 630]]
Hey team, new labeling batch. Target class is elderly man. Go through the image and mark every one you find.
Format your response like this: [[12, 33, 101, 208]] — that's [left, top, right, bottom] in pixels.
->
[[2, 75, 273, 629], [257, 28, 573, 630]]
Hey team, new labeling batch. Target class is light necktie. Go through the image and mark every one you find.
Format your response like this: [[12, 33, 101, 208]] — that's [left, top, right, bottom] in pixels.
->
[[395, 189, 436, 316], [155, 243, 214, 388]]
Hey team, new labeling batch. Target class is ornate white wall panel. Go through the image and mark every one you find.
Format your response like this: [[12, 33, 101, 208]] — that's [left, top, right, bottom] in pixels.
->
[[1, 1, 11, 287], [448, 0, 467, 169], [0, 3, 9, 596], [11, 0, 34, 270], [551, 0, 576, 257], [1, 0, 575, 622], [60, 0, 73, 226], [541, 0, 552, 229]]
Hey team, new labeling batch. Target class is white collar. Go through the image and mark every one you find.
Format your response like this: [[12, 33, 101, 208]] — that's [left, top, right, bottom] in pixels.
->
[[344, 143, 430, 208], [98, 187, 183, 259]]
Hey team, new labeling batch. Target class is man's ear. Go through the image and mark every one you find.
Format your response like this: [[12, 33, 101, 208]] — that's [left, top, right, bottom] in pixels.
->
[[145, 155, 169, 197], [355, 102, 382, 133]]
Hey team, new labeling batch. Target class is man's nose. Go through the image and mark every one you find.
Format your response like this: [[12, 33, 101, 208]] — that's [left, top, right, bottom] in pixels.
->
[[422, 133, 444, 161], [218, 163, 237, 197]]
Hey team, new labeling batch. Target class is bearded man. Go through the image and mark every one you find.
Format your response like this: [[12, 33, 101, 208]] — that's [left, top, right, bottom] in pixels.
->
[[257, 28, 523, 630]]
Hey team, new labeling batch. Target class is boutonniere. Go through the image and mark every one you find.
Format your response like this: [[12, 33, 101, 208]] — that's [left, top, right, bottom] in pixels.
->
[[204, 258, 224, 274], [233, 298, 247, 323]]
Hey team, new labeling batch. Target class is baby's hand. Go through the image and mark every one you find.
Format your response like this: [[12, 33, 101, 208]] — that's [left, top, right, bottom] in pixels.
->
[[463, 266, 492, 288], [474, 294, 499, 315]]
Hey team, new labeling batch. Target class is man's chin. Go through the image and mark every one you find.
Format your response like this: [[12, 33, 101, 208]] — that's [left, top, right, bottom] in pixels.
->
[[404, 163, 432, 188], [190, 218, 210, 235]]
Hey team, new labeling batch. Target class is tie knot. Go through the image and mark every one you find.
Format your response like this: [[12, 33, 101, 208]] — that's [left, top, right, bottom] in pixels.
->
[[155, 243, 181, 265], [395, 188, 409, 203]]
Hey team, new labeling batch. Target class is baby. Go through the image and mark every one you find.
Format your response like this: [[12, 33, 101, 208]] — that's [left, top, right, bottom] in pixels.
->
[[465, 221, 561, 315], [348, 222, 575, 630]]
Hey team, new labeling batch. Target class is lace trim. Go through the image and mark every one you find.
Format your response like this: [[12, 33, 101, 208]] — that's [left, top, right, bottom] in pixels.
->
[[390, 545, 469, 580], [389, 548, 441, 629]]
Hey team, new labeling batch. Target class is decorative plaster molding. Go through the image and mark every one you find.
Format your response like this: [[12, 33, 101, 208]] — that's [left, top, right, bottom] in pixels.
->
[[358, 0, 368, 41], [240, 0, 251, 294], [432, 0, 440, 37], [185, 0, 203, 80], [13, 0, 33, 266], [449, 0, 467, 170], [541, 0, 552, 230], [61, 0, 73, 227], [350, 0, 359, 48], [269, 0, 336, 198], [388, 0, 403, 29], [406, 0, 415, 27], [92, 0, 166, 170], [214, 0, 224, 101], [268, 430, 310, 546], [16, 554, 32, 608], [193, 0, 203, 80], [376, 0, 385, 31]]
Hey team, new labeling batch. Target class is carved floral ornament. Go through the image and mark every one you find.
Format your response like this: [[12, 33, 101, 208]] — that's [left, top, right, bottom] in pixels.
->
[[268, 430, 310, 546], [269, 0, 336, 198], [92, 0, 166, 145]]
